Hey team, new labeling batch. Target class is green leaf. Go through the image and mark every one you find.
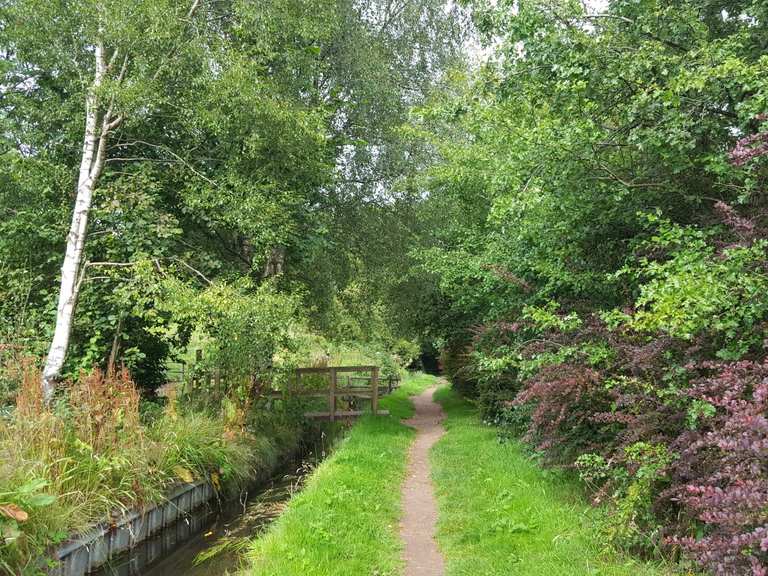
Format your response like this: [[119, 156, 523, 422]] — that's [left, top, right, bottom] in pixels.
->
[[26, 493, 57, 508]]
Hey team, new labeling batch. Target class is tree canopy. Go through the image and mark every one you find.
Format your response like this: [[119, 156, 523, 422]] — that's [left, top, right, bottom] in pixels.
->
[[0, 0, 463, 389]]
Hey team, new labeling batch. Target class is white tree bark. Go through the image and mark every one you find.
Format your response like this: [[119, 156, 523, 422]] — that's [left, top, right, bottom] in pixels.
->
[[41, 1, 201, 402], [42, 43, 111, 402]]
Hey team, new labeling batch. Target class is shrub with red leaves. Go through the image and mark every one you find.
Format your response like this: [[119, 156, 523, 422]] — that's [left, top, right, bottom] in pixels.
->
[[730, 115, 768, 167], [668, 360, 768, 576], [514, 362, 611, 460], [461, 292, 768, 575], [512, 318, 685, 459]]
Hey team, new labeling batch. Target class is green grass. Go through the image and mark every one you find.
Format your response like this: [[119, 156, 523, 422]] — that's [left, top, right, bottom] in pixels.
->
[[381, 372, 437, 419], [244, 372, 436, 576], [431, 387, 673, 576]]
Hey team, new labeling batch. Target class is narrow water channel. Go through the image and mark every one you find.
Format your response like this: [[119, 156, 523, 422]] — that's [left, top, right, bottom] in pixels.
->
[[90, 457, 316, 576]]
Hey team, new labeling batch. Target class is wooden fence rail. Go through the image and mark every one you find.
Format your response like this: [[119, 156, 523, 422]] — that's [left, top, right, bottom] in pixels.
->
[[262, 365, 399, 421]]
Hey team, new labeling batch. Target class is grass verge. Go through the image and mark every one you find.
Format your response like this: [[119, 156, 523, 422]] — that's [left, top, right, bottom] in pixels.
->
[[244, 372, 436, 576], [431, 386, 673, 576]]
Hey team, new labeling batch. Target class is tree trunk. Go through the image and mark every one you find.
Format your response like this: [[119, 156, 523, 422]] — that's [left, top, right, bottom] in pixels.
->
[[41, 43, 110, 402], [41, 0, 200, 402], [262, 245, 286, 279]]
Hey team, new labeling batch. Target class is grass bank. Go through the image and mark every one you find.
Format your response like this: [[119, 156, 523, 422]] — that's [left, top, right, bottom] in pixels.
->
[[245, 372, 436, 576], [431, 386, 673, 576], [0, 368, 303, 575]]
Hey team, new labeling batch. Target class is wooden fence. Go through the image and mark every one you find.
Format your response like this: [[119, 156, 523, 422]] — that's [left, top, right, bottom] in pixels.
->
[[263, 365, 400, 421], [164, 357, 399, 421]]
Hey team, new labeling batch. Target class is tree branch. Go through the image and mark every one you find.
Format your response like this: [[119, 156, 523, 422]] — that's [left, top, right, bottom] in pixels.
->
[[152, 0, 205, 82], [108, 140, 217, 186], [172, 257, 212, 285]]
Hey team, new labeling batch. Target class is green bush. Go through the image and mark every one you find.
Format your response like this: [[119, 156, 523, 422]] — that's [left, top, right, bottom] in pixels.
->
[[577, 442, 674, 555]]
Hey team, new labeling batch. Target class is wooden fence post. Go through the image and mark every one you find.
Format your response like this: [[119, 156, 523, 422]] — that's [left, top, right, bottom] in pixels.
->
[[371, 366, 379, 415], [329, 367, 337, 422], [178, 362, 186, 397]]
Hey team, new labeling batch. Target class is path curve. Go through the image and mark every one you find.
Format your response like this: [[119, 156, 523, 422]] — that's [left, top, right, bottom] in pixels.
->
[[400, 385, 446, 576]]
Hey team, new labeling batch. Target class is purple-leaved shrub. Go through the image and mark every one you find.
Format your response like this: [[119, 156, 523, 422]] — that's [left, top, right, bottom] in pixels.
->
[[669, 360, 768, 576]]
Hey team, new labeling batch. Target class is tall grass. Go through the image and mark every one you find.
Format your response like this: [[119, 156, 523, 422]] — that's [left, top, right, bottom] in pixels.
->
[[0, 366, 299, 575]]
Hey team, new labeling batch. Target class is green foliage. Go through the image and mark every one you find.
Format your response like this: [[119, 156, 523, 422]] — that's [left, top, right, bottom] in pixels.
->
[[401, 0, 768, 355], [523, 302, 582, 333], [149, 412, 259, 490], [158, 277, 303, 384], [0, 0, 462, 572], [0, 368, 303, 574], [391, 338, 421, 368], [685, 399, 716, 431], [6, 0, 768, 570], [579, 443, 675, 554], [0, 0, 461, 393], [392, 4, 768, 571], [620, 219, 768, 357], [575, 453, 612, 488], [0, 479, 58, 575]]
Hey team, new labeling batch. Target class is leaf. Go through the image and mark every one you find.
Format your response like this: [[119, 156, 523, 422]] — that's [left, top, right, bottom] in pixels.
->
[[26, 493, 56, 507], [174, 466, 195, 483], [0, 504, 29, 522], [50, 529, 69, 544], [17, 478, 48, 495]]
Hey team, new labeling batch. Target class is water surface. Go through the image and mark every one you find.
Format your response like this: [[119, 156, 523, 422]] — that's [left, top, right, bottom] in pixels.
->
[[91, 461, 313, 576]]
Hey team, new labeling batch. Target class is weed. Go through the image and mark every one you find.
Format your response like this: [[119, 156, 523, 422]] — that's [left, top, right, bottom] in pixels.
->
[[0, 365, 300, 574]]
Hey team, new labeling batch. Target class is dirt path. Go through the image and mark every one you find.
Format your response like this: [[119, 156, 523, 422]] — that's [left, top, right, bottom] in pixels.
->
[[400, 385, 446, 576]]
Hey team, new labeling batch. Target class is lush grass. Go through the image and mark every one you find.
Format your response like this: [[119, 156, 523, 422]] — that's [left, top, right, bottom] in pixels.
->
[[245, 372, 436, 576], [382, 372, 437, 419], [431, 387, 674, 576], [0, 368, 302, 575]]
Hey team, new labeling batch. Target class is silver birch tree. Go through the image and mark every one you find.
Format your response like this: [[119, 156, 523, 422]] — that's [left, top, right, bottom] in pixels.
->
[[41, 1, 201, 401]]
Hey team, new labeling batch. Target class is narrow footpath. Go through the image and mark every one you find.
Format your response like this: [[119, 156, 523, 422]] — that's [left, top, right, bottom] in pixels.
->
[[400, 385, 446, 576]]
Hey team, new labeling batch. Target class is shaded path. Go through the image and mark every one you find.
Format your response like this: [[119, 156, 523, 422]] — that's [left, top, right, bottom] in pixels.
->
[[400, 385, 446, 576]]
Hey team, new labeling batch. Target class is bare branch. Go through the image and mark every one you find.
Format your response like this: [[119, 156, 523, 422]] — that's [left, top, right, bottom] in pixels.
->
[[84, 261, 137, 267], [106, 47, 120, 73], [116, 54, 129, 83], [586, 14, 634, 25], [109, 140, 218, 186], [106, 115, 124, 133], [186, 0, 202, 19], [172, 257, 213, 285]]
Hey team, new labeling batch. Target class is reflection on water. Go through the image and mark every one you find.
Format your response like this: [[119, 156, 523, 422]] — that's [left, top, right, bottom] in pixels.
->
[[91, 460, 314, 576]]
